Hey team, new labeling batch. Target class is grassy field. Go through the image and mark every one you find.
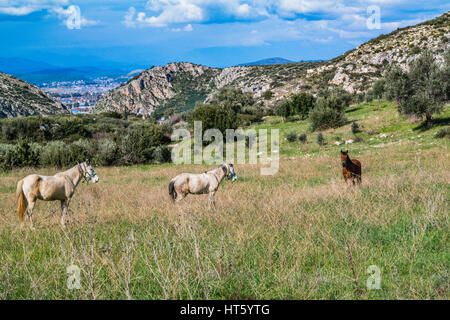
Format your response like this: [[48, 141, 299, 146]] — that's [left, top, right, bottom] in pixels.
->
[[0, 100, 448, 299]]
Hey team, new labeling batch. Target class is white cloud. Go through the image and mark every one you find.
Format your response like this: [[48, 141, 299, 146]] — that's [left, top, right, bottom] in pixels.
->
[[123, 6, 137, 28], [0, 5, 35, 15], [122, 0, 390, 28], [52, 5, 98, 29], [0, 1, 98, 29], [134, 0, 204, 27], [171, 23, 193, 32]]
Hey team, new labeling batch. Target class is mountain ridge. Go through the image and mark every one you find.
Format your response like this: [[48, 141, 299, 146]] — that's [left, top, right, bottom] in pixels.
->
[[237, 57, 296, 66], [93, 11, 449, 116]]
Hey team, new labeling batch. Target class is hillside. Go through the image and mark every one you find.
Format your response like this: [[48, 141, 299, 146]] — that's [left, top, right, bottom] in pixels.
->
[[94, 12, 449, 116], [290, 11, 450, 96], [0, 72, 69, 118], [94, 61, 322, 114]]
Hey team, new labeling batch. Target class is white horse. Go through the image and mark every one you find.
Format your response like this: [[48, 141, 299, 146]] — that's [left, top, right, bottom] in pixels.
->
[[16, 160, 99, 229], [168, 163, 237, 208]]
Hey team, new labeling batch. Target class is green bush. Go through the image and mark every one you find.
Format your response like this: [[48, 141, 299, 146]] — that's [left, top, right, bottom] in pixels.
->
[[96, 139, 119, 166], [152, 145, 172, 163], [275, 93, 316, 119], [385, 50, 448, 124], [299, 133, 307, 144], [351, 121, 361, 134], [263, 90, 273, 100], [0, 141, 41, 170], [120, 125, 167, 164], [434, 127, 450, 139], [40, 141, 71, 168], [309, 95, 348, 131], [191, 104, 238, 135], [371, 78, 386, 99], [286, 130, 298, 142], [317, 133, 326, 146]]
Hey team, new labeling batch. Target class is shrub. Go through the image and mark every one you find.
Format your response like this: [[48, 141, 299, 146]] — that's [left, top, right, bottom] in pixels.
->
[[351, 121, 361, 134], [191, 104, 238, 135], [0, 141, 43, 170], [263, 90, 273, 100], [434, 127, 450, 139], [309, 95, 348, 131], [371, 78, 386, 99], [286, 130, 298, 142], [317, 133, 326, 146], [385, 50, 448, 125], [120, 125, 166, 164], [71, 139, 96, 158], [152, 145, 172, 163], [40, 141, 71, 167], [275, 93, 316, 119], [96, 139, 119, 166], [298, 133, 307, 144]]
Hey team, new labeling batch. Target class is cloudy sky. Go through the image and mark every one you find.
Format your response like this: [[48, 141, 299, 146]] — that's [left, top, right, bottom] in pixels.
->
[[1, 0, 449, 69]]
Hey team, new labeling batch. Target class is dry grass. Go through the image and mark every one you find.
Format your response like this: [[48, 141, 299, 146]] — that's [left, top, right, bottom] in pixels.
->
[[0, 139, 448, 299]]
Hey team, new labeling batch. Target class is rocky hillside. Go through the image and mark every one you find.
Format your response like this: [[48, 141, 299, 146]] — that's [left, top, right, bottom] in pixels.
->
[[95, 11, 449, 115], [0, 72, 69, 118], [94, 61, 321, 114], [95, 62, 222, 114], [289, 11, 450, 96]]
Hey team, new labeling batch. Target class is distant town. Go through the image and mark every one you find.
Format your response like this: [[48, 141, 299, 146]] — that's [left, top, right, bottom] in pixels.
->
[[39, 77, 126, 114]]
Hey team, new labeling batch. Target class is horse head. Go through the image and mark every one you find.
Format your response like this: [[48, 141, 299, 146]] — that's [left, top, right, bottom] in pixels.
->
[[340, 150, 350, 168], [80, 159, 99, 183], [222, 163, 237, 181]]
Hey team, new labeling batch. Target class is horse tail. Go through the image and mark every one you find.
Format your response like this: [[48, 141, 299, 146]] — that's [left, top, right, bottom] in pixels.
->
[[168, 180, 177, 202], [16, 179, 27, 222]]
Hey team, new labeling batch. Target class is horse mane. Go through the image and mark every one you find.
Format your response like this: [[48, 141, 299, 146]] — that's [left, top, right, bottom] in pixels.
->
[[205, 164, 226, 174]]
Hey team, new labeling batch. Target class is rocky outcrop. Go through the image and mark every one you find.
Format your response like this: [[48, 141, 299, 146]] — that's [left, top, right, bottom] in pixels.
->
[[0, 72, 69, 118], [95, 62, 221, 114]]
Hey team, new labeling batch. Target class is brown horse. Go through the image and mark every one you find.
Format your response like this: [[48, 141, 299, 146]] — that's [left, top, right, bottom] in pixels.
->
[[341, 150, 361, 185]]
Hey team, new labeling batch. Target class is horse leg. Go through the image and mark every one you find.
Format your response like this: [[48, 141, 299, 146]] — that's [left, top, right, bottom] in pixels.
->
[[60, 200, 69, 227], [27, 198, 36, 230], [208, 191, 216, 209], [175, 193, 186, 203]]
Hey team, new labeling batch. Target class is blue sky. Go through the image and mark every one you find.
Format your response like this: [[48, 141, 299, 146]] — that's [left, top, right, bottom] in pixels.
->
[[0, 1, 449, 70]]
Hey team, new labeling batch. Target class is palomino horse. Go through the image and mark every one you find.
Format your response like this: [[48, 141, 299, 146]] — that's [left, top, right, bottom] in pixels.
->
[[169, 163, 237, 208], [341, 150, 362, 185], [16, 160, 99, 229]]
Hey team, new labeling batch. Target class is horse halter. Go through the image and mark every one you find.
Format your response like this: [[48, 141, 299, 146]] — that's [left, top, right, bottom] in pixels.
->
[[78, 163, 97, 183]]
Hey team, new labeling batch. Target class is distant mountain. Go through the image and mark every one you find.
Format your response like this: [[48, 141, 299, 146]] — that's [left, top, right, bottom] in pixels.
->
[[0, 58, 55, 74], [0, 58, 133, 84], [237, 57, 295, 66], [0, 72, 69, 118]]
